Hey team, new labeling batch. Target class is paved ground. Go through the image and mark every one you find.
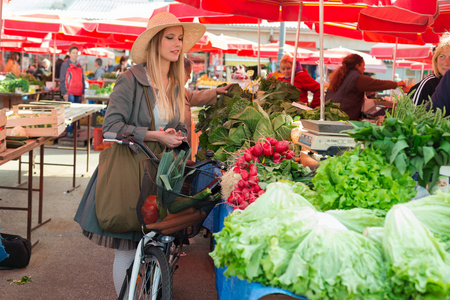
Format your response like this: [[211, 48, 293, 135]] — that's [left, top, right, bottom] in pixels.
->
[[0, 143, 218, 300]]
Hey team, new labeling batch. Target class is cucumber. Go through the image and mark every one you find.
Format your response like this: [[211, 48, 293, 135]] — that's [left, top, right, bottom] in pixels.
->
[[6, 136, 29, 141], [6, 140, 26, 148]]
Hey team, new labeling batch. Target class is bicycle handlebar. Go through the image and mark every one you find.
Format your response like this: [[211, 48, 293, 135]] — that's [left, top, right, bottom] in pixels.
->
[[103, 132, 227, 171]]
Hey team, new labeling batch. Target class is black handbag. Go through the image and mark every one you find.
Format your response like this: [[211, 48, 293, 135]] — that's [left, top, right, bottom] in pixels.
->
[[0, 233, 32, 269]]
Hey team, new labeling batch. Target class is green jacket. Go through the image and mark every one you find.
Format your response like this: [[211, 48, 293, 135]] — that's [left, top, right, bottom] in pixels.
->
[[103, 63, 187, 141]]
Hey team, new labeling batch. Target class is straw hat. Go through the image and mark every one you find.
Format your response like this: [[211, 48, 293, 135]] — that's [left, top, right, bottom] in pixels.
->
[[131, 12, 206, 64]]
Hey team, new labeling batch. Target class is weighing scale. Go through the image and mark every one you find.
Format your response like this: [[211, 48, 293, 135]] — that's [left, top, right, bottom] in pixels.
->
[[295, 120, 356, 156]]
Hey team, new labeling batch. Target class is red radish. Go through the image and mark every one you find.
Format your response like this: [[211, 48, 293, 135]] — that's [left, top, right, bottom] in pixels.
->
[[238, 179, 246, 190], [249, 175, 259, 183], [280, 151, 286, 157], [249, 165, 257, 177], [286, 150, 294, 159], [267, 137, 277, 146], [257, 189, 265, 196], [273, 158, 281, 164], [273, 152, 281, 160], [274, 140, 289, 153], [240, 169, 249, 181], [248, 195, 257, 204], [252, 143, 264, 157], [237, 159, 248, 170], [250, 184, 261, 193], [263, 143, 274, 156], [253, 157, 260, 163], [233, 166, 241, 173], [244, 151, 253, 162]]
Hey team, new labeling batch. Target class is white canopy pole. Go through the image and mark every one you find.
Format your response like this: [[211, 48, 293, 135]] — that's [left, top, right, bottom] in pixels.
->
[[257, 19, 261, 77], [319, 0, 325, 121], [389, 37, 399, 101], [291, 2, 303, 85], [52, 33, 56, 86]]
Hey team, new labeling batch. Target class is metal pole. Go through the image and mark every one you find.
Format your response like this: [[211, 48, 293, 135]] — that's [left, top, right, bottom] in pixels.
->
[[277, 22, 286, 71], [291, 2, 303, 85], [319, 0, 325, 121]]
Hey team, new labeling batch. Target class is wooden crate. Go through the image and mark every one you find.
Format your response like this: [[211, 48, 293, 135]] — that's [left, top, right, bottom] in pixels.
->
[[6, 104, 66, 137], [0, 109, 6, 153]]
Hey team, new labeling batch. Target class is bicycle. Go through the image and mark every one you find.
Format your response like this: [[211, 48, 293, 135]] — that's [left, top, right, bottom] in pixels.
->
[[102, 132, 225, 300]]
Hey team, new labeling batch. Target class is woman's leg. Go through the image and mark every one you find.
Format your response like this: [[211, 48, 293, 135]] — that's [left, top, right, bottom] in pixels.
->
[[113, 248, 136, 297]]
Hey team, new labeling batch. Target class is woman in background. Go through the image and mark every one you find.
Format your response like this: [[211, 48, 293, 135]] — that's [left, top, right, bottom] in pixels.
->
[[410, 33, 450, 106], [326, 54, 406, 120], [278, 54, 320, 108], [5, 52, 20, 76]]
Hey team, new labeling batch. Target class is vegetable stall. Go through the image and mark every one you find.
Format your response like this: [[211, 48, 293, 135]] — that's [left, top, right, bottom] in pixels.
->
[[192, 78, 450, 300]]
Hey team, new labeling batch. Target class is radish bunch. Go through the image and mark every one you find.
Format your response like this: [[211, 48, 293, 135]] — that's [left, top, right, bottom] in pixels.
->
[[226, 137, 295, 210]]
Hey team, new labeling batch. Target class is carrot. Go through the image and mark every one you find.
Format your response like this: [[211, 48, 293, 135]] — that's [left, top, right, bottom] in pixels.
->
[[161, 210, 206, 235], [162, 207, 196, 222], [145, 209, 201, 231]]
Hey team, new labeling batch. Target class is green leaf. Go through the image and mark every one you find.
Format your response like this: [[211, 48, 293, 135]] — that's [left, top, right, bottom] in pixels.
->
[[253, 117, 275, 142], [390, 140, 409, 164], [208, 127, 229, 145], [227, 124, 247, 147], [422, 146, 436, 165], [230, 106, 263, 133]]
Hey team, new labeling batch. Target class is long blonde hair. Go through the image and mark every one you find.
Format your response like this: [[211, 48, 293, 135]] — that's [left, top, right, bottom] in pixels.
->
[[146, 29, 185, 122], [432, 32, 450, 78]]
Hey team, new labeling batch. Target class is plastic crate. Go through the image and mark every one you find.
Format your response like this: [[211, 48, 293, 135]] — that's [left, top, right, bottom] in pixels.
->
[[93, 127, 113, 151]]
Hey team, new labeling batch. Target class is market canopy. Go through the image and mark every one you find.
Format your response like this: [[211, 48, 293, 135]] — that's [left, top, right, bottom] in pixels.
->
[[151, 2, 261, 24]]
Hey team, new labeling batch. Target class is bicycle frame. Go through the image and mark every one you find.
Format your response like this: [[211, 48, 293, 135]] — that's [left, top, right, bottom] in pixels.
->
[[104, 132, 225, 300]]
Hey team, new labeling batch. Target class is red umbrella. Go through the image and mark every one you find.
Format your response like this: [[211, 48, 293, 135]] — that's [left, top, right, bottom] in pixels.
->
[[370, 43, 434, 60], [152, 3, 260, 24], [176, 0, 364, 22]]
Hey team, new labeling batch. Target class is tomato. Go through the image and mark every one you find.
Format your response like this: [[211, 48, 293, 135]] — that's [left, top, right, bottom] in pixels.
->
[[141, 195, 159, 224]]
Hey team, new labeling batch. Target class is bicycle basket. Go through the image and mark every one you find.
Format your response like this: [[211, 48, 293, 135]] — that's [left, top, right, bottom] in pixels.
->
[[136, 157, 222, 229]]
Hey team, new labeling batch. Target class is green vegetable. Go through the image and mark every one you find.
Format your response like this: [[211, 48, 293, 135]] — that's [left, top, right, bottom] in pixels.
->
[[155, 149, 193, 218], [345, 93, 450, 190], [325, 208, 386, 233], [383, 204, 450, 299], [404, 192, 450, 251], [312, 146, 417, 211], [211, 182, 390, 300]]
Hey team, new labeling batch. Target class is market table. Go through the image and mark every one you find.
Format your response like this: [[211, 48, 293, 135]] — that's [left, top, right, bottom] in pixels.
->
[[84, 95, 110, 103], [0, 91, 52, 109], [57, 103, 106, 192], [0, 136, 52, 246]]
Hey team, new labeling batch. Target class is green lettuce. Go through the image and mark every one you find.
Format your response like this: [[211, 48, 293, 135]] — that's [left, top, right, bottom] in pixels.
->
[[312, 146, 417, 211], [383, 204, 450, 299], [404, 192, 450, 251], [325, 208, 386, 233], [211, 182, 391, 299]]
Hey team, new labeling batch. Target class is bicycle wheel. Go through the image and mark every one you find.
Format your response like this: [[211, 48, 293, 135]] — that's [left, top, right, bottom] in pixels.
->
[[133, 245, 172, 300]]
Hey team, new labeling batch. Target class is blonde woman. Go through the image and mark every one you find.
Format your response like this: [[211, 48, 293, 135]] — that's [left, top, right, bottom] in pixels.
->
[[410, 33, 450, 106], [74, 12, 206, 296]]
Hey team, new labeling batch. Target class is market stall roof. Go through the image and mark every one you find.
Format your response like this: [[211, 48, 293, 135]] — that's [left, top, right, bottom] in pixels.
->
[[175, 0, 365, 23], [151, 2, 261, 24], [370, 43, 434, 60]]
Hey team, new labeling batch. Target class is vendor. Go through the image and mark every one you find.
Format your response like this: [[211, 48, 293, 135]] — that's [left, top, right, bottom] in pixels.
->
[[278, 55, 320, 108], [410, 33, 450, 106], [33, 59, 52, 81], [325, 54, 407, 120]]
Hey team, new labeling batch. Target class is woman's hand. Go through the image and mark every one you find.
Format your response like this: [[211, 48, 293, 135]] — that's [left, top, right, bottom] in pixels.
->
[[215, 84, 233, 95], [397, 80, 409, 93], [157, 127, 186, 148]]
